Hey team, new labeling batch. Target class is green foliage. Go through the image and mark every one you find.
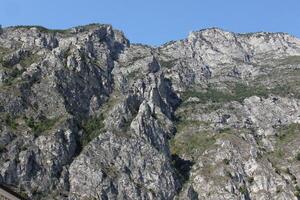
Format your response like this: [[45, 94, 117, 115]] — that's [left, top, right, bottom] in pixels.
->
[[279, 56, 300, 66], [182, 83, 269, 104], [267, 123, 300, 163], [247, 176, 254, 184], [0, 46, 9, 64], [81, 114, 105, 146], [295, 185, 300, 197], [182, 87, 233, 103], [12, 25, 69, 34], [0, 144, 6, 153], [268, 83, 300, 99], [4, 114, 18, 129], [296, 152, 300, 161], [2, 68, 24, 86], [170, 131, 216, 157], [127, 70, 139, 79], [218, 127, 232, 133], [1, 53, 40, 86], [273, 149, 284, 158], [277, 123, 300, 145], [239, 185, 248, 195], [233, 83, 269, 102], [175, 119, 207, 132], [223, 158, 230, 165], [19, 53, 41, 67], [25, 117, 59, 136]]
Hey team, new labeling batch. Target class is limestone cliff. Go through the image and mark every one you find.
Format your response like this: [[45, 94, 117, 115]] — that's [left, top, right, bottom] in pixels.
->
[[0, 24, 300, 199]]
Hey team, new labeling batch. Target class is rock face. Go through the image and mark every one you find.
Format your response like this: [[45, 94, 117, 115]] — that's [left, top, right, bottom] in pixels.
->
[[0, 24, 300, 199]]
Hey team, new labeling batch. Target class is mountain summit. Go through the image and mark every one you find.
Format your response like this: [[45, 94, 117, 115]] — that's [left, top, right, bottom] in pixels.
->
[[1, 24, 300, 199]]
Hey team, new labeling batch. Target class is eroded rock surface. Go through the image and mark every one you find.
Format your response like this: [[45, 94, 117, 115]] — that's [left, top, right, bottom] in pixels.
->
[[1, 25, 300, 199]]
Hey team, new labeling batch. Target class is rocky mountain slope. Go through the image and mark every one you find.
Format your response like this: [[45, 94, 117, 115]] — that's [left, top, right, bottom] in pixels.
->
[[0, 24, 300, 199]]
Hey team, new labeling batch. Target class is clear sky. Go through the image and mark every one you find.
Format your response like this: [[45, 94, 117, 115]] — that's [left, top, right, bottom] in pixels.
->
[[1, 0, 299, 46]]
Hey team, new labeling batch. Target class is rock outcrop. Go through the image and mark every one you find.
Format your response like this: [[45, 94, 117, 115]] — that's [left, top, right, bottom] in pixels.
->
[[0, 24, 300, 199]]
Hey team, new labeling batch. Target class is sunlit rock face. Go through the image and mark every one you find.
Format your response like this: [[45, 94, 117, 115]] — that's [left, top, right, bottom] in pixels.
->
[[1, 24, 300, 199]]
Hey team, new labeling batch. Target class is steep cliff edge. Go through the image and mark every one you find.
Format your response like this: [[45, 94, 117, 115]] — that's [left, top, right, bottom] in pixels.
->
[[0, 24, 300, 199]]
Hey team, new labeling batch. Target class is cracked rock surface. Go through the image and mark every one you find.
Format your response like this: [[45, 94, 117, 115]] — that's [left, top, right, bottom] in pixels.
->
[[1, 24, 300, 199]]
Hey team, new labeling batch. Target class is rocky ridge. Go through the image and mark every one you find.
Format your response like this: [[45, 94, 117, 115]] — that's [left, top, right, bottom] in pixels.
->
[[0, 24, 300, 199]]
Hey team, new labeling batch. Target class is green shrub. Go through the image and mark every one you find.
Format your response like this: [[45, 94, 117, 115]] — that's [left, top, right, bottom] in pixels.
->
[[295, 185, 300, 197], [223, 158, 230, 165], [239, 186, 247, 195], [279, 56, 300, 66], [277, 123, 300, 145], [25, 116, 59, 136], [182, 83, 269, 104], [233, 83, 269, 102], [0, 144, 6, 153], [4, 114, 18, 129], [182, 88, 233, 103], [2, 68, 24, 86], [19, 53, 41, 67], [219, 127, 232, 133], [1, 53, 40, 86], [296, 152, 300, 161], [13, 25, 68, 34], [81, 114, 105, 146], [248, 176, 254, 184]]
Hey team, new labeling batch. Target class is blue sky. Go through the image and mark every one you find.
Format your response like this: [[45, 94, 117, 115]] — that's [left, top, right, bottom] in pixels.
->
[[1, 0, 299, 46]]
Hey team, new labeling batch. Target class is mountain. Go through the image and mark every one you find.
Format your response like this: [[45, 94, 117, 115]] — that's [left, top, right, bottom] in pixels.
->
[[0, 24, 300, 200]]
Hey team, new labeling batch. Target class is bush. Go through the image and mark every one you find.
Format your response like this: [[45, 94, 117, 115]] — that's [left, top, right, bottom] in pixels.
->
[[248, 177, 254, 184], [4, 114, 18, 129], [277, 123, 300, 145], [0, 144, 6, 153], [239, 186, 247, 195], [223, 158, 230, 165], [25, 116, 59, 136], [296, 152, 300, 161], [181, 83, 269, 104], [81, 114, 105, 146], [295, 185, 300, 197]]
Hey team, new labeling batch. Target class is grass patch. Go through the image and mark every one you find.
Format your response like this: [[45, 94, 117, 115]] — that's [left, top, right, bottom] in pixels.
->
[[181, 83, 269, 104], [19, 53, 41, 67], [2, 67, 24, 86], [25, 116, 60, 137], [1, 52, 42, 86], [276, 123, 300, 145], [0, 47, 10, 64], [3, 114, 18, 129], [268, 123, 300, 162], [175, 119, 209, 132], [278, 56, 300, 66], [169, 131, 216, 157], [81, 114, 105, 146]]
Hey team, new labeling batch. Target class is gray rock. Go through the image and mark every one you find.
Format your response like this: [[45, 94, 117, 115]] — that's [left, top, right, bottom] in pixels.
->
[[0, 24, 300, 200]]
